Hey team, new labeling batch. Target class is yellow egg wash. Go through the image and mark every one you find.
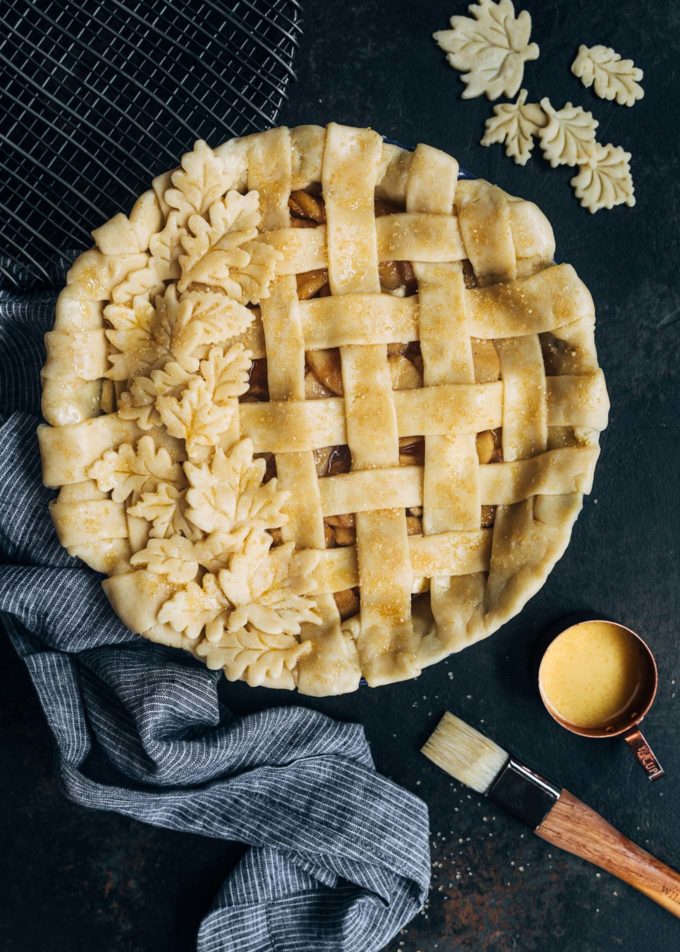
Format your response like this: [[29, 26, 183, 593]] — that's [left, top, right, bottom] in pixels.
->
[[539, 622, 645, 730]]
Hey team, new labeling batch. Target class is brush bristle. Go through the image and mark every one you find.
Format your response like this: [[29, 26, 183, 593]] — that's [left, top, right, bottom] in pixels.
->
[[421, 712, 509, 794]]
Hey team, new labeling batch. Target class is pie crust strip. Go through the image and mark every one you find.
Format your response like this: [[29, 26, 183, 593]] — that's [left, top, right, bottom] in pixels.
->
[[323, 123, 418, 685]]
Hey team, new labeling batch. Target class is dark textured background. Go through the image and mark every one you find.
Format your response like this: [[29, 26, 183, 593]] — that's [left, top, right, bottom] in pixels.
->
[[2, 1, 680, 949]]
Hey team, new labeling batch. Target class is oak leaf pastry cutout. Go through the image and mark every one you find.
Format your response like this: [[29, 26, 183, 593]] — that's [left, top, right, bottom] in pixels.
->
[[130, 535, 200, 585], [88, 436, 182, 504], [571, 143, 636, 213], [183, 439, 289, 540], [538, 98, 599, 168], [571, 44, 644, 108], [434, 0, 539, 100], [39, 124, 609, 695], [156, 344, 251, 456], [128, 482, 197, 541], [481, 89, 547, 165]]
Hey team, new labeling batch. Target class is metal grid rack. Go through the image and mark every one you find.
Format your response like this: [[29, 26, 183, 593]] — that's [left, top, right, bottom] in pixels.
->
[[0, 0, 302, 286]]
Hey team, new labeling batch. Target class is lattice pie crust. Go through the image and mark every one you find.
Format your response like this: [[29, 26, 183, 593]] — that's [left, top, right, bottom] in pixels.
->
[[39, 123, 609, 696]]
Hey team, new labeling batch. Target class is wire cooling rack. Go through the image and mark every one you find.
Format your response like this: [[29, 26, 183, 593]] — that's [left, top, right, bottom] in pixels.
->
[[0, 0, 302, 286]]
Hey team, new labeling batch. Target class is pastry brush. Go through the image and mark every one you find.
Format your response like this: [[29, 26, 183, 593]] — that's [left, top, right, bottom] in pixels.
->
[[422, 712, 680, 917]]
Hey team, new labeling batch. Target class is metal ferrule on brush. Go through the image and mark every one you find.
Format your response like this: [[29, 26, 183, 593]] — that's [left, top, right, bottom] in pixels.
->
[[487, 759, 562, 829]]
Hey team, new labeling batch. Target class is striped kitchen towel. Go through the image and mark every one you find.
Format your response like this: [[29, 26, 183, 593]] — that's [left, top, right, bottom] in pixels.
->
[[0, 260, 431, 950]]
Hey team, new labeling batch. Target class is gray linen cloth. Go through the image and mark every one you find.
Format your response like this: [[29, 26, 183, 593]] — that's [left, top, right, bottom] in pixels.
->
[[0, 259, 431, 951]]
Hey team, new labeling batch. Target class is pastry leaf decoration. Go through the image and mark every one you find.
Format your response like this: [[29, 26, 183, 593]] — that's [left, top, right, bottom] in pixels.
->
[[571, 44, 644, 108], [152, 283, 203, 370], [180, 291, 254, 343], [128, 483, 199, 541], [105, 285, 202, 380], [571, 143, 635, 213], [107, 282, 252, 385], [196, 625, 313, 687], [130, 535, 199, 584], [88, 436, 182, 503], [217, 537, 321, 636], [538, 98, 599, 168], [157, 571, 226, 641], [118, 361, 193, 430], [159, 534, 319, 682], [110, 254, 173, 306], [156, 377, 235, 457], [434, 0, 539, 101], [156, 344, 252, 456], [105, 296, 166, 381], [165, 140, 238, 223], [178, 190, 280, 303], [481, 89, 546, 165], [199, 343, 253, 403], [184, 438, 288, 537]]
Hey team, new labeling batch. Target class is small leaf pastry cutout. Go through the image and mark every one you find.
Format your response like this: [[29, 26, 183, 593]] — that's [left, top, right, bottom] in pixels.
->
[[434, 0, 539, 100], [158, 571, 226, 641], [217, 536, 321, 637], [184, 438, 288, 539], [118, 361, 194, 431], [538, 98, 599, 168], [572, 44, 644, 107], [196, 625, 313, 688], [88, 436, 182, 503], [128, 483, 198, 540], [178, 190, 281, 303], [130, 535, 199, 584], [481, 89, 546, 164], [165, 139, 240, 223], [156, 344, 251, 456], [571, 143, 635, 213], [105, 285, 214, 381]]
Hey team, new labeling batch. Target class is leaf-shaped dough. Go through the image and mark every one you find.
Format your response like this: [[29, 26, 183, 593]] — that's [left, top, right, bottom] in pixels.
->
[[184, 438, 288, 536], [105, 296, 167, 381], [118, 361, 193, 430], [118, 374, 161, 429], [157, 377, 236, 457], [128, 483, 200, 541], [153, 283, 202, 371], [88, 436, 182, 503], [155, 342, 251, 456], [199, 343, 252, 403], [434, 0, 539, 100], [110, 253, 174, 306], [180, 291, 254, 343], [538, 98, 599, 168], [196, 622, 313, 686], [481, 89, 546, 165], [158, 571, 226, 640], [165, 140, 238, 224], [130, 535, 199, 584], [92, 192, 163, 256], [105, 285, 201, 381], [571, 143, 635, 213], [106, 282, 242, 384], [217, 536, 321, 636], [193, 526, 253, 573], [178, 191, 260, 293], [229, 238, 282, 306], [149, 211, 184, 268], [571, 44, 644, 108]]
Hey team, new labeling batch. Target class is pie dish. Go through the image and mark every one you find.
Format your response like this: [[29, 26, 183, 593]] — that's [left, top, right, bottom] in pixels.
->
[[38, 123, 609, 695]]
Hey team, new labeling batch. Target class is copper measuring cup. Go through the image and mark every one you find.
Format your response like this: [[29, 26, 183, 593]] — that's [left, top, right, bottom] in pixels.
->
[[538, 619, 663, 781]]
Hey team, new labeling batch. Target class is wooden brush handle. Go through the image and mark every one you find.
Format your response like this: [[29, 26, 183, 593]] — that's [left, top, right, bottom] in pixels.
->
[[536, 790, 680, 917]]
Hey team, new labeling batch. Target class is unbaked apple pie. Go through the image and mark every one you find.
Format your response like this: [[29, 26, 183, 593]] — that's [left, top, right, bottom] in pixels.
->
[[39, 123, 609, 695]]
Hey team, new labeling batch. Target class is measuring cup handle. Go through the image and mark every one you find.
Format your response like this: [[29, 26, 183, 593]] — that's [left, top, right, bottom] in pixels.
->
[[623, 727, 664, 781]]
